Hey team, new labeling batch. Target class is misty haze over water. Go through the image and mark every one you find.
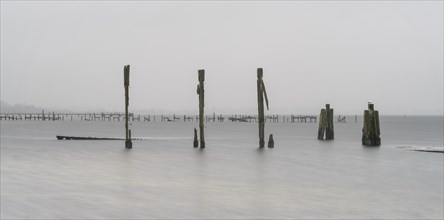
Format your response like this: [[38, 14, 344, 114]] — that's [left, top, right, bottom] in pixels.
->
[[1, 1, 443, 115]]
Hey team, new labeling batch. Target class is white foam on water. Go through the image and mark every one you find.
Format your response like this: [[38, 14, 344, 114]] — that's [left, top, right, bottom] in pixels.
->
[[396, 145, 444, 152]]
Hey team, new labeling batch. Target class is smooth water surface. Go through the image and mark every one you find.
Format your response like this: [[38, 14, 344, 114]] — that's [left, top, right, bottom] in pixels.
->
[[1, 116, 443, 219]]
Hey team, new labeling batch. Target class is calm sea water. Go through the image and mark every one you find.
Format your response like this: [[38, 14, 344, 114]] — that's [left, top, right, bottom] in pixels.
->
[[1, 116, 443, 219]]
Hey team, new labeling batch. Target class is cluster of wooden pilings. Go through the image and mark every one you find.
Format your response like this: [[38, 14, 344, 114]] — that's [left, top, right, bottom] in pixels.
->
[[228, 115, 279, 122], [12, 65, 379, 149], [162, 113, 227, 122], [0, 111, 63, 121], [317, 104, 334, 140], [290, 115, 317, 123], [0, 113, 143, 121], [313, 102, 381, 146], [362, 102, 381, 146]]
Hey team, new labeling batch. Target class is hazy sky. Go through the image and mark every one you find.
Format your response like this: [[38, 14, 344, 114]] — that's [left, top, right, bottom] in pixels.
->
[[1, 1, 443, 115]]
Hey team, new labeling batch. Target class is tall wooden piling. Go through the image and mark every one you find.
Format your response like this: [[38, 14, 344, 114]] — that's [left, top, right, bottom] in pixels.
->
[[362, 102, 381, 146], [197, 69, 205, 148], [257, 68, 269, 148], [124, 65, 132, 149], [317, 104, 334, 140]]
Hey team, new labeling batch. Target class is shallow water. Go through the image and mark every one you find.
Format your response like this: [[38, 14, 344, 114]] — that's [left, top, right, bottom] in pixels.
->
[[1, 116, 443, 219]]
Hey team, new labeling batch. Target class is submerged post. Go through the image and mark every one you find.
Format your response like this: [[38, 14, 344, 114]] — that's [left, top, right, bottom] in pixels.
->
[[124, 65, 132, 149], [197, 69, 205, 148], [257, 68, 269, 148], [268, 134, 274, 148], [193, 128, 198, 148], [362, 102, 381, 146], [317, 104, 334, 140]]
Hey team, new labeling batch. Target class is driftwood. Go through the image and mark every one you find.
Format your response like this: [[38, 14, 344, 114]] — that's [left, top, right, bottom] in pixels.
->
[[57, 136, 123, 140]]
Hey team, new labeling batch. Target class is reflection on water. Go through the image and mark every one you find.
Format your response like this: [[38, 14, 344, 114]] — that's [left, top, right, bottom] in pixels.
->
[[1, 116, 443, 219]]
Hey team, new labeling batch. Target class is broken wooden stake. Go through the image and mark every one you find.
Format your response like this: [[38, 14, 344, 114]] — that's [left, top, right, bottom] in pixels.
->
[[257, 68, 269, 148]]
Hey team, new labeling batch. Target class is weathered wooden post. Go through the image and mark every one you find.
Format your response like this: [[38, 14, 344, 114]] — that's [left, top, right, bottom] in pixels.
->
[[197, 69, 205, 148], [257, 68, 269, 148], [124, 65, 132, 149], [193, 128, 198, 148], [362, 102, 381, 146], [317, 104, 334, 140]]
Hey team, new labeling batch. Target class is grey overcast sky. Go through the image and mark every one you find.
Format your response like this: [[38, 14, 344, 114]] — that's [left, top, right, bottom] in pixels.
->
[[1, 1, 443, 115]]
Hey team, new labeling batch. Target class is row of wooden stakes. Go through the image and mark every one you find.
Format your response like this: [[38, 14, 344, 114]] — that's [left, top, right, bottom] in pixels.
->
[[0, 113, 313, 123], [122, 66, 381, 149]]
